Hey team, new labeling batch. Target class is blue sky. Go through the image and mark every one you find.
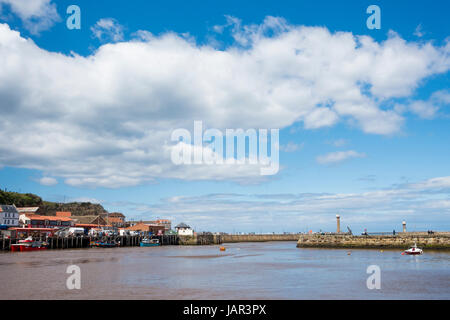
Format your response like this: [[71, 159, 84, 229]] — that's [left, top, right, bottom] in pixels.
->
[[0, 0, 449, 233]]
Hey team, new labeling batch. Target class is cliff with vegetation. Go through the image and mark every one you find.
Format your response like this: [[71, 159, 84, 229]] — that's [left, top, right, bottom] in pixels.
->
[[38, 201, 107, 216], [0, 189, 108, 216], [0, 190, 43, 207]]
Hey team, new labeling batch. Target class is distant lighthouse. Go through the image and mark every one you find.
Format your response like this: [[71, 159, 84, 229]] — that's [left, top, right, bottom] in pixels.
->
[[336, 214, 341, 233], [402, 221, 406, 233]]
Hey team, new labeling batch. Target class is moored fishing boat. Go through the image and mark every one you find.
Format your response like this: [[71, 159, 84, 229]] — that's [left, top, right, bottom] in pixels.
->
[[140, 238, 160, 247], [10, 237, 48, 252], [90, 240, 118, 248], [402, 243, 423, 255]]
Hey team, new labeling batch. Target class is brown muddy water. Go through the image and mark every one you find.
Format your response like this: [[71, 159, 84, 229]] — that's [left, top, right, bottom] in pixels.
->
[[0, 242, 449, 299]]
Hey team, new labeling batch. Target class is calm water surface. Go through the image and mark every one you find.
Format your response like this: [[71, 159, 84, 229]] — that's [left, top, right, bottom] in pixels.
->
[[0, 242, 449, 299]]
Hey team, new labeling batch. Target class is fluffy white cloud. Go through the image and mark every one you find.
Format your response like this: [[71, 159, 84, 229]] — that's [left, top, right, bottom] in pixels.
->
[[0, 0, 60, 34], [0, 17, 449, 187], [91, 18, 124, 42], [316, 150, 366, 165], [331, 139, 348, 147], [38, 176, 57, 186], [395, 90, 450, 119], [408, 176, 450, 190], [279, 142, 303, 152]]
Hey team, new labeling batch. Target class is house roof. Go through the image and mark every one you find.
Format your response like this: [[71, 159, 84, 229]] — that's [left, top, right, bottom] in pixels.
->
[[25, 215, 73, 222], [0, 205, 19, 213], [75, 223, 100, 228], [108, 212, 125, 218], [10, 227, 56, 232], [71, 215, 107, 225], [56, 211, 71, 217], [125, 222, 165, 232], [106, 217, 124, 223], [175, 222, 190, 229], [16, 207, 39, 213], [126, 223, 149, 231]]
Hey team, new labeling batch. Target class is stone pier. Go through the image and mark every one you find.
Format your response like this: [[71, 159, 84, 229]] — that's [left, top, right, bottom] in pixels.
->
[[178, 234, 223, 245], [222, 234, 300, 243], [296, 232, 450, 250]]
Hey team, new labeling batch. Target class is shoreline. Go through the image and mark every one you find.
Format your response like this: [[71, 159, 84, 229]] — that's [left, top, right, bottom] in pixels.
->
[[2, 232, 450, 251]]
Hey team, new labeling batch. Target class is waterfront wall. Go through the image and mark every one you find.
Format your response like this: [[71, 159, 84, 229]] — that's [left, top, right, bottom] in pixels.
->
[[178, 234, 222, 245], [296, 233, 450, 250], [0, 235, 180, 251], [222, 234, 300, 243], [176, 234, 300, 245], [9, 233, 447, 250], [0, 233, 301, 250]]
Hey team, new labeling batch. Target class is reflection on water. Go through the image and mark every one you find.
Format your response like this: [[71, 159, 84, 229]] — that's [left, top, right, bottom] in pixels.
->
[[168, 254, 232, 259], [0, 242, 449, 299]]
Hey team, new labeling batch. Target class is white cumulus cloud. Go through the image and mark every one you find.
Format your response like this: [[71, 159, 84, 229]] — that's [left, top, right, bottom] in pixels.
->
[[38, 176, 57, 186], [0, 17, 449, 187], [395, 89, 450, 119], [0, 0, 60, 34], [280, 142, 303, 152], [91, 18, 124, 42], [316, 150, 366, 165]]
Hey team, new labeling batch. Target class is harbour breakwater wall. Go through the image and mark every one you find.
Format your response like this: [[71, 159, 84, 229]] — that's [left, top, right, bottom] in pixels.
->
[[221, 234, 300, 243], [172, 234, 301, 245], [178, 234, 223, 245], [296, 233, 450, 250]]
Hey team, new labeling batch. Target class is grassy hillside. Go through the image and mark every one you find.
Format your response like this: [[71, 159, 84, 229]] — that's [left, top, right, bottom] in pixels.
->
[[0, 189, 108, 216], [0, 190, 43, 207]]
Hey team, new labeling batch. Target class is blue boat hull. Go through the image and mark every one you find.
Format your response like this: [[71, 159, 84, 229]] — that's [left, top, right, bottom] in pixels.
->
[[91, 241, 117, 248], [140, 242, 160, 247]]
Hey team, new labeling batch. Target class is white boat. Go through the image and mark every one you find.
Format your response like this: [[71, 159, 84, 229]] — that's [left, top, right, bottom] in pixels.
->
[[402, 243, 423, 255]]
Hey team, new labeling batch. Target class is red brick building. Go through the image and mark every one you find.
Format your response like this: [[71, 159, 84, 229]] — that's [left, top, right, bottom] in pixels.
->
[[19, 214, 73, 228], [126, 222, 165, 235]]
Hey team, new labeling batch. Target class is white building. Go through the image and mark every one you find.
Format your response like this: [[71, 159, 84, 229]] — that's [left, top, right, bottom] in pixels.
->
[[175, 222, 194, 236], [0, 205, 19, 227]]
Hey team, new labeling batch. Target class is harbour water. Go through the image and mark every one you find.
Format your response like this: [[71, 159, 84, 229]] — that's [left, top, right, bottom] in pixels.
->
[[0, 241, 449, 299]]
